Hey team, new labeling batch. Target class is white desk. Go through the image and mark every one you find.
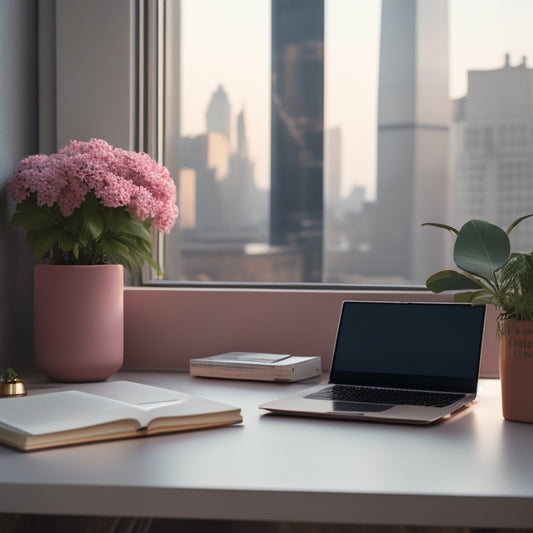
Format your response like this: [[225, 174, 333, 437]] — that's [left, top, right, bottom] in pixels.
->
[[0, 372, 532, 529]]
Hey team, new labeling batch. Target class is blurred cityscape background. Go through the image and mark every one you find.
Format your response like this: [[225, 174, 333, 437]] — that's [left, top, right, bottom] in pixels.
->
[[165, 0, 533, 285]]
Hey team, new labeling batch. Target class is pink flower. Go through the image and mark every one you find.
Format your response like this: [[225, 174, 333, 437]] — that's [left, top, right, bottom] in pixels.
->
[[7, 139, 178, 232]]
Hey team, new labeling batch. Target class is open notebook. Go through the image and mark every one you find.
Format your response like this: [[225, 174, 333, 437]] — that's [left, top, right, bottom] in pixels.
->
[[260, 301, 486, 425], [0, 381, 242, 451]]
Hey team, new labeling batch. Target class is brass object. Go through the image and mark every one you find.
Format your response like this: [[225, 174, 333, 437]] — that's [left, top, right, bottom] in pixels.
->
[[0, 379, 27, 397]]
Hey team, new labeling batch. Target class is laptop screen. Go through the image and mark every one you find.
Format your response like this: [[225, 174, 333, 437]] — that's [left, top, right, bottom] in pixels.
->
[[330, 301, 486, 393]]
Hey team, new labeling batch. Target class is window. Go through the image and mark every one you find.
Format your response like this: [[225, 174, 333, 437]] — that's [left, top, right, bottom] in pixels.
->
[[158, 0, 533, 287]]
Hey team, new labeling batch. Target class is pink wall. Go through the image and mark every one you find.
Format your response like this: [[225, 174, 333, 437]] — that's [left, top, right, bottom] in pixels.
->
[[123, 288, 499, 377]]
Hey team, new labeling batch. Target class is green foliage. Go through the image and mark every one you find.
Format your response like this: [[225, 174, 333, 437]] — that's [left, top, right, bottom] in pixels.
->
[[11, 192, 161, 276], [423, 215, 533, 321], [0, 367, 18, 383]]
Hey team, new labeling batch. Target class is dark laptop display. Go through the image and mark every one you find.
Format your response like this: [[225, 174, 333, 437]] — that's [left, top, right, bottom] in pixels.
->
[[330, 301, 485, 393]]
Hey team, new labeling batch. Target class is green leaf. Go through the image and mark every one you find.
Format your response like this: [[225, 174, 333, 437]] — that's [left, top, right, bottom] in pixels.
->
[[426, 270, 483, 293], [67, 213, 84, 238], [82, 190, 100, 212], [453, 290, 485, 303], [451, 290, 496, 305], [145, 255, 163, 277], [506, 213, 533, 234], [119, 216, 152, 243], [72, 242, 80, 260], [57, 233, 76, 252], [453, 219, 510, 282], [421, 222, 459, 236], [101, 206, 129, 233], [84, 212, 104, 240], [79, 192, 105, 239], [99, 238, 138, 273], [470, 292, 498, 306], [11, 204, 61, 231], [25, 228, 64, 259], [114, 234, 161, 275]]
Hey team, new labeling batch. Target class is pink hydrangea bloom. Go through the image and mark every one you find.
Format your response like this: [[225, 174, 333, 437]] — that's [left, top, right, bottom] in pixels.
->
[[7, 138, 178, 233]]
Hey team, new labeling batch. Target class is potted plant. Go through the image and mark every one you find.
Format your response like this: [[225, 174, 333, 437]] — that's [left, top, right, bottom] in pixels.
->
[[7, 138, 178, 382], [0, 367, 26, 397], [423, 215, 533, 422]]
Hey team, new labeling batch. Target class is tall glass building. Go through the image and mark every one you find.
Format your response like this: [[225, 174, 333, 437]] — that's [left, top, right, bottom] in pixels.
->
[[270, 0, 324, 282]]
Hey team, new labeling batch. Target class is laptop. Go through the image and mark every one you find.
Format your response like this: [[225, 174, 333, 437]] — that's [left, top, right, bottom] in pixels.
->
[[260, 301, 486, 425]]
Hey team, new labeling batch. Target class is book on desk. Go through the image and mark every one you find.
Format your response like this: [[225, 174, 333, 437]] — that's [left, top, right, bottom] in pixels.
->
[[190, 352, 322, 382], [0, 381, 242, 452]]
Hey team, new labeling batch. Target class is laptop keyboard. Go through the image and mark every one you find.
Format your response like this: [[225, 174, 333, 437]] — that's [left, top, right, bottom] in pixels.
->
[[305, 385, 464, 408]]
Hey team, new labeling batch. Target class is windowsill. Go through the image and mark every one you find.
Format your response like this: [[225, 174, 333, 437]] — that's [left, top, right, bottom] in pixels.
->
[[123, 286, 499, 377]]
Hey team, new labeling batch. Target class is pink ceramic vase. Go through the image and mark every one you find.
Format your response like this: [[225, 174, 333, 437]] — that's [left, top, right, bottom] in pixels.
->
[[499, 319, 533, 422], [34, 264, 124, 382]]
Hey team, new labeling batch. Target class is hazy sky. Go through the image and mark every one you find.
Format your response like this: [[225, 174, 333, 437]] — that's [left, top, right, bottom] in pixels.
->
[[181, 0, 533, 199]]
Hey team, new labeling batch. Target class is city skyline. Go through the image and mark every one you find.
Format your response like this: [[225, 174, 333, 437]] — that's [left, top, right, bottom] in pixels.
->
[[181, 0, 533, 200], [174, 0, 533, 285]]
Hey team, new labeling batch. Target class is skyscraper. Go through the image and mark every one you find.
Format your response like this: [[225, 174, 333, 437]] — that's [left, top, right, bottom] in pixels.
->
[[179, 132, 229, 230], [236, 108, 249, 160], [178, 168, 197, 229], [224, 108, 262, 230], [270, 0, 324, 282], [374, 0, 449, 282], [325, 126, 342, 203], [453, 54, 533, 251], [206, 84, 231, 140]]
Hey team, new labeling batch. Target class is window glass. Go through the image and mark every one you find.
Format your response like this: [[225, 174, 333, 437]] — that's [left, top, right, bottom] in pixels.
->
[[162, 0, 533, 286]]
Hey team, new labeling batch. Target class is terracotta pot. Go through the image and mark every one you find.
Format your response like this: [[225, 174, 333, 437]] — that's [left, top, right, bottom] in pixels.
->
[[34, 264, 124, 382], [499, 319, 533, 422]]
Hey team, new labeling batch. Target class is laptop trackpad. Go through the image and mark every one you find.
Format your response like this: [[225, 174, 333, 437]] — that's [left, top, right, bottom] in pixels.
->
[[333, 402, 393, 412]]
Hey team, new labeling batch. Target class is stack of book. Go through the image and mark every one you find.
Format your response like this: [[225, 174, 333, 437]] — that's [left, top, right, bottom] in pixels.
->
[[190, 352, 322, 382]]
